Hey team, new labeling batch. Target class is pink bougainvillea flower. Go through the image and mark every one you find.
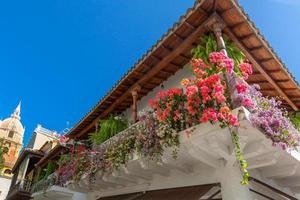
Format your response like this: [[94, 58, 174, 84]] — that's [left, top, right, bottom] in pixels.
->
[[228, 113, 239, 126], [223, 58, 234, 74], [194, 67, 207, 78], [59, 135, 69, 144], [157, 91, 166, 99], [213, 92, 226, 104], [241, 98, 254, 108], [191, 58, 208, 69], [149, 99, 158, 108], [200, 108, 219, 123], [208, 52, 227, 64], [213, 84, 223, 93], [236, 83, 247, 94], [239, 63, 253, 80], [186, 85, 198, 97]]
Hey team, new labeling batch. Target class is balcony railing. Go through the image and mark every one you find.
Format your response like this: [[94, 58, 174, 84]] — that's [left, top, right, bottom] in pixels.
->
[[31, 173, 57, 193], [10, 179, 32, 193]]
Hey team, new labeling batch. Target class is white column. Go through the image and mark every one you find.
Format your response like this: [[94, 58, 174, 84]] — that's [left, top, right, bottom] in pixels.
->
[[219, 164, 253, 200], [72, 192, 89, 200]]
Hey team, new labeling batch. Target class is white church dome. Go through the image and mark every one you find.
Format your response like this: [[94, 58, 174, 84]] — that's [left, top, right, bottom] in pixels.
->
[[0, 117, 24, 136], [0, 102, 24, 144]]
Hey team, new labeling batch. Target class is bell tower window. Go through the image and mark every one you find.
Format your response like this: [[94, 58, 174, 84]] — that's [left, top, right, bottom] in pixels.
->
[[8, 131, 14, 138], [4, 169, 12, 175]]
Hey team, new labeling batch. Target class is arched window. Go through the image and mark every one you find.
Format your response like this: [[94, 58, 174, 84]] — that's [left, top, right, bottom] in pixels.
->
[[4, 169, 12, 175], [8, 131, 14, 138]]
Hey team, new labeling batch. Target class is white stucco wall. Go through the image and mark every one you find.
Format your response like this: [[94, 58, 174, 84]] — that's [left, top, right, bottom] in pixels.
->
[[32, 133, 53, 149], [0, 176, 11, 200], [123, 64, 194, 120]]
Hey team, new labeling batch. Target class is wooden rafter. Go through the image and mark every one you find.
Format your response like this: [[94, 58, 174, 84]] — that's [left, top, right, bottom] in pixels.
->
[[224, 27, 298, 110]]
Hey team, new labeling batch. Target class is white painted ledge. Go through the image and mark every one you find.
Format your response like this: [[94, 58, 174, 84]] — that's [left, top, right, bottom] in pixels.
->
[[33, 107, 300, 199]]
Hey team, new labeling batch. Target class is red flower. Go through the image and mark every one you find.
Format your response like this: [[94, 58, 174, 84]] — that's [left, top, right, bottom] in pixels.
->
[[186, 85, 198, 97], [194, 67, 207, 78], [157, 91, 167, 99], [228, 113, 239, 126], [59, 135, 69, 144], [208, 52, 227, 64], [236, 83, 247, 94], [191, 58, 208, 69], [214, 84, 223, 93], [241, 98, 254, 108], [239, 63, 253, 80], [149, 99, 158, 108], [76, 145, 86, 153], [200, 108, 219, 123], [220, 106, 230, 114], [223, 58, 234, 74], [173, 110, 182, 121], [212, 92, 226, 104]]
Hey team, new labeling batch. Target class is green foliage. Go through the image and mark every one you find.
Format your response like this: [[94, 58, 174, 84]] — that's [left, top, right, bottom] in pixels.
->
[[232, 131, 249, 185], [45, 161, 57, 177], [38, 169, 46, 181], [289, 112, 300, 131], [0, 138, 8, 172], [106, 135, 136, 170], [89, 116, 128, 145], [38, 161, 58, 181], [57, 154, 71, 166], [191, 33, 218, 63]]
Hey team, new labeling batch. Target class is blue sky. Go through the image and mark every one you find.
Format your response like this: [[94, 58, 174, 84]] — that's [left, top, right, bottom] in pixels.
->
[[0, 0, 299, 146]]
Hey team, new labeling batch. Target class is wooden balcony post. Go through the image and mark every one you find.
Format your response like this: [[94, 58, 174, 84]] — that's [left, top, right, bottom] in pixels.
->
[[212, 22, 227, 56], [208, 14, 240, 108], [209, 14, 252, 198], [131, 85, 141, 123]]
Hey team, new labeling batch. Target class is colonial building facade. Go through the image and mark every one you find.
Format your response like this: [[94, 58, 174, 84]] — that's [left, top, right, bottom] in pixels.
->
[[0, 103, 24, 200], [6, 125, 59, 200]]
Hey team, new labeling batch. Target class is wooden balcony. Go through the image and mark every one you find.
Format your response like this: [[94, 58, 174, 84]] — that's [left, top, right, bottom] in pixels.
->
[[32, 107, 300, 199], [6, 179, 32, 200]]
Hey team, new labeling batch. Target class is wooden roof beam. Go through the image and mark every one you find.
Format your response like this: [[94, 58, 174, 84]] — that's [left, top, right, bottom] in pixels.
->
[[229, 21, 244, 29], [247, 79, 289, 84], [179, 53, 191, 61], [169, 62, 184, 69], [220, 6, 235, 15], [252, 69, 281, 75], [150, 55, 162, 63], [184, 21, 196, 30], [173, 32, 185, 41], [247, 80, 270, 84], [96, 16, 210, 120], [132, 71, 145, 77], [224, 27, 298, 110], [249, 45, 264, 52], [283, 88, 299, 92], [239, 33, 254, 41], [265, 69, 282, 73], [160, 70, 174, 76], [161, 44, 173, 52], [197, 7, 208, 15], [260, 88, 275, 92], [258, 58, 273, 64]]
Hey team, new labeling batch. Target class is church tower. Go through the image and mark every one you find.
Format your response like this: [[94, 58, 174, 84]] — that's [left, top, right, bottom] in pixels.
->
[[0, 102, 24, 176]]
